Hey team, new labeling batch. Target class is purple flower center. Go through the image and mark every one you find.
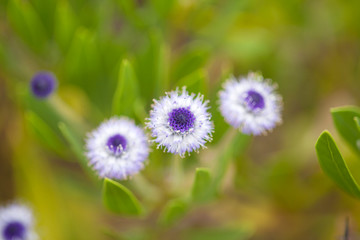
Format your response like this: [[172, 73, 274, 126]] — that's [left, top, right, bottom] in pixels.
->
[[168, 107, 195, 133], [30, 72, 57, 98], [3, 221, 26, 240], [106, 134, 127, 155], [244, 90, 265, 111]]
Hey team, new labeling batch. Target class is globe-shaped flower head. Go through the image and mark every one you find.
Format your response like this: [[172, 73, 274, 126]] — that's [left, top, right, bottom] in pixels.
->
[[85, 117, 149, 180], [147, 87, 213, 157], [0, 203, 37, 240], [30, 71, 57, 99], [219, 72, 283, 135]]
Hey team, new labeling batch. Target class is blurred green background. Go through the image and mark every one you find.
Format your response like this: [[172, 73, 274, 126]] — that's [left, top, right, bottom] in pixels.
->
[[1, 0, 360, 239]]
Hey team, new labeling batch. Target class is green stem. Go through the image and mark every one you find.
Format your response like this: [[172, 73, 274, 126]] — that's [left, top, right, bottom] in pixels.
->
[[212, 128, 252, 192]]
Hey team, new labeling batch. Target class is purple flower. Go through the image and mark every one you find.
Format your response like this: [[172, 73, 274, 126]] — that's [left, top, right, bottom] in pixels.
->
[[0, 203, 37, 240], [147, 87, 213, 157], [219, 72, 283, 135], [30, 72, 57, 99], [85, 117, 149, 180]]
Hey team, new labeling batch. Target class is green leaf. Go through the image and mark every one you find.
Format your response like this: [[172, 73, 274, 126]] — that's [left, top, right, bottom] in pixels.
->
[[315, 131, 360, 198], [354, 117, 360, 133], [25, 111, 66, 157], [57, 120, 98, 184], [191, 168, 213, 203], [18, 84, 66, 137], [136, 30, 168, 101], [176, 70, 208, 96], [64, 28, 101, 83], [58, 122, 86, 165], [171, 46, 210, 81], [102, 178, 143, 216], [7, 0, 48, 53], [30, 0, 57, 35], [159, 199, 188, 225], [112, 59, 141, 117], [331, 106, 360, 155], [114, 0, 145, 29], [54, 0, 77, 52]]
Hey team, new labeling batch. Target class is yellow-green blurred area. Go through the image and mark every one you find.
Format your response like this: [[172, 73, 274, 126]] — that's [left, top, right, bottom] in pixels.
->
[[1, 0, 360, 239]]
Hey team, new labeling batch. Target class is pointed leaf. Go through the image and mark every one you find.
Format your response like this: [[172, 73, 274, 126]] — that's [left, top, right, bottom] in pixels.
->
[[102, 178, 143, 216], [7, 0, 48, 53], [315, 131, 360, 198], [58, 122, 85, 164], [191, 168, 213, 203], [331, 106, 360, 155], [159, 199, 188, 225], [355, 117, 360, 133], [65, 28, 101, 83], [54, 1, 77, 52], [25, 111, 66, 157], [136, 30, 168, 101], [112, 59, 140, 116], [30, 0, 57, 35]]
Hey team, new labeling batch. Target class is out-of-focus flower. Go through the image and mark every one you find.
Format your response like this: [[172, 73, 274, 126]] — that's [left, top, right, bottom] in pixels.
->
[[30, 72, 57, 99], [147, 87, 213, 157], [219, 72, 283, 135], [86, 117, 149, 180], [0, 203, 37, 240]]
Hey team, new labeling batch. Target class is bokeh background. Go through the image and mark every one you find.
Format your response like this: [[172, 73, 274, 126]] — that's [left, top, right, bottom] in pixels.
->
[[1, 0, 360, 239]]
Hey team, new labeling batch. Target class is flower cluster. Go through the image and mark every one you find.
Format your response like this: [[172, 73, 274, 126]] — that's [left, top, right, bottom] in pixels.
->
[[83, 72, 283, 180]]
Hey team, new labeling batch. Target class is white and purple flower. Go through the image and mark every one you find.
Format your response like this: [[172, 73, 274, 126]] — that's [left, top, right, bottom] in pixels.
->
[[147, 87, 213, 157], [0, 203, 37, 240], [85, 117, 149, 180], [30, 71, 57, 99], [219, 72, 283, 135]]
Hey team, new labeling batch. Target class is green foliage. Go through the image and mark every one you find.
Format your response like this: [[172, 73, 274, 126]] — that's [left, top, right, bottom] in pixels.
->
[[354, 116, 360, 133], [58, 121, 96, 182], [136, 30, 168, 101], [191, 168, 213, 203], [103, 178, 143, 216], [213, 132, 251, 191], [54, 1, 77, 52], [159, 198, 189, 225], [315, 131, 360, 198], [58, 122, 85, 164], [331, 106, 360, 155], [176, 70, 208, 96], [112, 59, 141, 117], [4, 0, 360, 238], [64, 28, 101, 84], [7, 0, 48, 53], [171, 46, 210, 82], [25, 111, 66, 157]]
